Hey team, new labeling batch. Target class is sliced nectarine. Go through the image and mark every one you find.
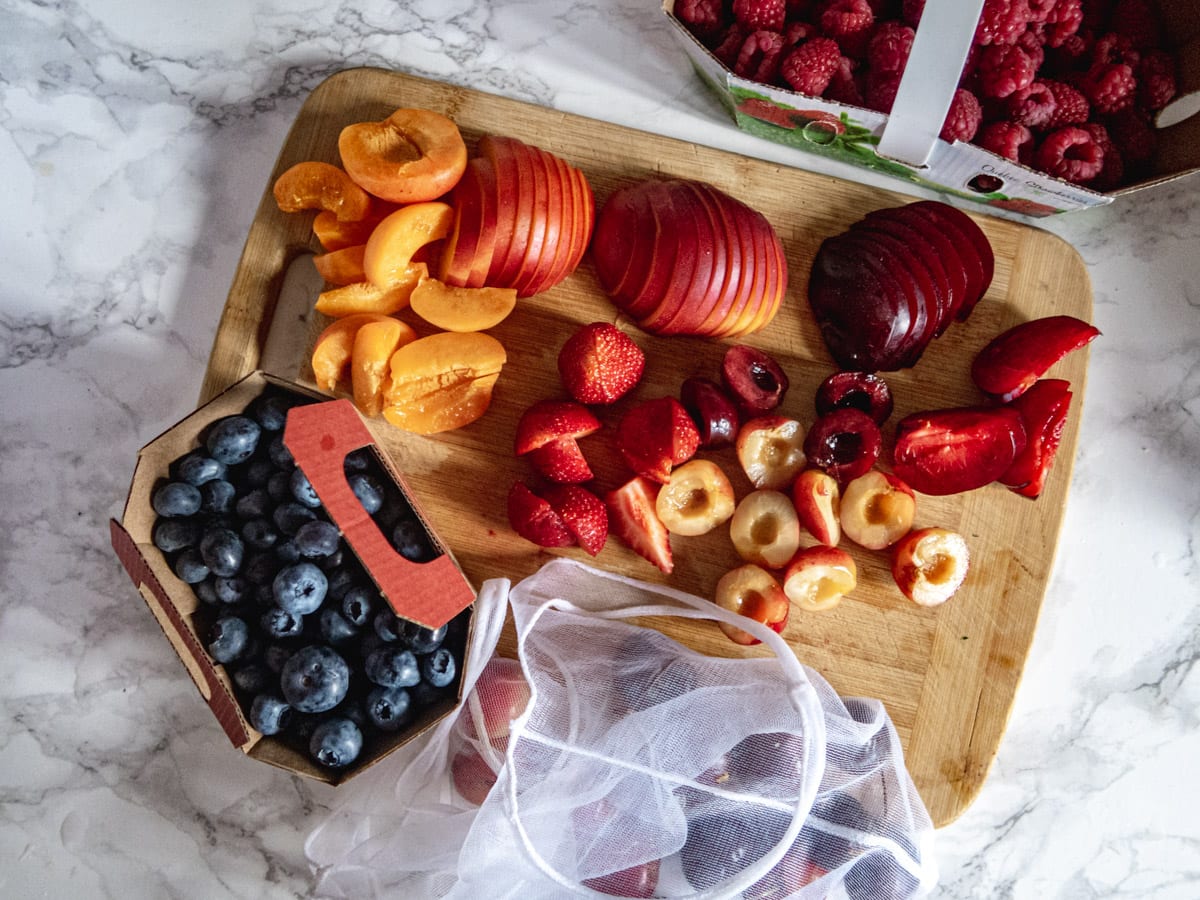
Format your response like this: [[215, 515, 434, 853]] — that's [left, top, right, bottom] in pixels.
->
[[351, 316, 418, 417], [273, 161, 372, 222], [310, 313, 398, 392], [363, 202, 454, 288], [408, 278, 517, 332], [315, 265, 428, 317], [383, 332, 507, 434], [338, 108, 468, 204], [312, 244, 367, 286]]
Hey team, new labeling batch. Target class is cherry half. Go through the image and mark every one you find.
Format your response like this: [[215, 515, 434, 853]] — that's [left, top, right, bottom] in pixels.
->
[[721, 345, 790, 416], [815, 371, 894, 426], [803, 408, 882, 483]]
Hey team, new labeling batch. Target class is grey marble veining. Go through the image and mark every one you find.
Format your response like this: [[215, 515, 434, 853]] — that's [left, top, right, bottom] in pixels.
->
[[2, 0, 1198, 897]]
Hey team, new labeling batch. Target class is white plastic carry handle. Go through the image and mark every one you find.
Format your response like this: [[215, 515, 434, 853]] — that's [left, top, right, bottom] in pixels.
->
[[876, 0, 986, 167]]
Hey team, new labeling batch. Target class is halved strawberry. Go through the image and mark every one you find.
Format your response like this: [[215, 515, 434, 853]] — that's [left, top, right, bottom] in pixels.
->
[[1000, 378, 1073, 498], [507, 481, 574, 548], [543, 484, 608, 556], [616, 397, 701, 484], [971, 315, 1100, 402], [892, 406, 1027, 496], [558, 321, 646, 405], [605, 476, 673, 573], [527, 437, 594, 484], [514, 399, 601, 456]]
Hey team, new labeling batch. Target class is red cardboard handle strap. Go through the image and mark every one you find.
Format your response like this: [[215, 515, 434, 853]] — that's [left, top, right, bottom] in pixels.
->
[[284, 400, 475, 630]]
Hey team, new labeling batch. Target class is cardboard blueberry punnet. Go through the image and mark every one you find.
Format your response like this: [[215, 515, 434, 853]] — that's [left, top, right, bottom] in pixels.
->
[[110, 370, 477, 785], [662, 0, 1200, 217]]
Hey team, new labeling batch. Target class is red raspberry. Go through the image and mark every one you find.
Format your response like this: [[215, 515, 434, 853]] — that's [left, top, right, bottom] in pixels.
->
[[1007, 80, 1057, 127], [1042, 79, 1090, 126], [1137, 50, 1178, 111], [676, 0, 731, 42], [1043, 28, 1092, 73], [1105, 107, 1157, 166], [976, 43, 1037, 99], [976, 120, 1035, 164], [1034, 126, 1104, 184], [1109, 0, 1163, 50], [940, 89, 983, 142], [867, 20, 915, 75], [1080, 123, 1124, 190], [733, 0, 787, 32], [1041, 0, 1081, 48], [1026, 0, 1057, 24], [1091, 32, 1140, 69], [826, 54, 864, 105], [780, 37, 842, 96], [975, 0, 1032, 46], [783, 20, 817, 48], [1080, 62, 1137, 115], [713, 24, 751, 68], [1016, 27, 1046, 70], [820, 0, 875, 58], [734, 30, 787, 83], [864, 68, 901, 113]]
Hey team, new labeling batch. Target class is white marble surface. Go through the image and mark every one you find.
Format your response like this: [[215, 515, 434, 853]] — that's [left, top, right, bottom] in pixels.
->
[[2, 0, 1198, 897]]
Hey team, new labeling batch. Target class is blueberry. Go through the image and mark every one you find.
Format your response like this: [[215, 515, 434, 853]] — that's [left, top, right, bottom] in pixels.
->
[[200, 479, 237, 515], [392, 518, 436, 563], [290, 467, 322, 508], [366, 686, 412, 732], [319, 608, 358, 646], [295, 520, 340, 558], [242, 551, 280, 586], [242, 459, 275, 489], [235, 487, 272, 520], [214, 574, 252, 605], [364, 647, 420, 688], [319, 547, 347, 572], [261, 606, 304, 639], [374, 610, 405, 642], [267, 470, 293, 502], [177, 452, 227, 486], [280, 645, 351, 713], [348, 472, 385, 515], [268, 433, 294, 469], [344, 448, 372, 473], [200, 526, 244, 578], [174, 548, 210, 584], [194, 577, 221, 605], [264, 644, 293, 673], [252, 393, 293, 432], [420, 647, 457, 689], [273, 502, 317, 535], [327, 568, 359, 603], [341, 585, 375, 627], [152, 517, 201, 553], [206, 415, 262, 465], [249, 694, 292, 736], [309, 716, 362, 768], [272, 562, 328, 615], [242, 518, 279, 551], [232, 662, 273, 695], [153, 481, 202, 518], [402, 621, 447, 655], [208, 616, 250, 664], [274, 539, 301, 564]]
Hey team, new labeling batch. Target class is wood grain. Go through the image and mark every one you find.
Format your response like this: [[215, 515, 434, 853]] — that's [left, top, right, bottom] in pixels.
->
[[201, 68, 1094, 826]]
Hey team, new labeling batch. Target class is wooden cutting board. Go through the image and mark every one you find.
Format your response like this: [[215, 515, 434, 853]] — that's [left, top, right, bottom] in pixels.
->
[[201, 68, 1093, 827]]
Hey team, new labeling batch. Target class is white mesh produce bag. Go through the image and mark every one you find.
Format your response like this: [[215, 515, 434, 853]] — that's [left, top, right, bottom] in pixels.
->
[[306, 558, 937, 898]]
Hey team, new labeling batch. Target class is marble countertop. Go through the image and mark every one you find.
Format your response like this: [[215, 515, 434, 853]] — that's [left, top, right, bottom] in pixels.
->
[[3, 1, 1198, 897]]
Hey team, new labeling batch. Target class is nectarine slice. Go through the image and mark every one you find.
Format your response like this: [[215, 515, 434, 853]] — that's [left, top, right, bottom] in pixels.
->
[[338, 108, 467, 204], [351, 317, 418, 417], [312, 244, 367, 286], [273, 161, 372, 222], [383, 331, 507, 434], [310, 313, 398, 392], [314, 264, 428, 317], [439, 156, 488, 288], [363, 202, 454, 288], [409, 278, 517, 332]]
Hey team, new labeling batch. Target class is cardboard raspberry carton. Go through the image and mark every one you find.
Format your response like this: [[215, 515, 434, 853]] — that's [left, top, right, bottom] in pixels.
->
[[663, 0, 1200, 217], [110, 370, 476, 785]]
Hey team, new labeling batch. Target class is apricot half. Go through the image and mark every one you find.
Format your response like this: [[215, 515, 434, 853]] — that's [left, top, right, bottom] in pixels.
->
[[383, 332, 507, 434], [338, 108, 468, 204], [312, 245, 367, 286], [408, 278, 517, 332], [351, 317, 418, 417], [315, 264, 428, 317], [363, 202, 454, 288], [312, 206, 395, 251], [273, 161, 373, 222], [310, 313, 398, 392]]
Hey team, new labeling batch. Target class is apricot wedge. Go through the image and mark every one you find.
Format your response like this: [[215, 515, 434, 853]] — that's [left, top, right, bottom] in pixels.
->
[[383, 332, 507, 434], [338, 108, 468, 204], [273, 161, 372, 222], [312, 204, 396, 251], [363, 202, 454, 288], [315, 264, 428, 317], [352, 317, 418, 418], [310, 313, 399, 392], [312, 245, 367, 286], [408, 278, 517, 332]]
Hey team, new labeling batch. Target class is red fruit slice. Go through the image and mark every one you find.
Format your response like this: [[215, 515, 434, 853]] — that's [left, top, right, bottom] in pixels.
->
[[514, 399, 602, 455], [537, 152, 583, 294], [730, 196, 785, 338], [617, 397, 700, 484], [657, 180, 728, 335], [527, 437, 594, 484], [709, 193, 764, 338], [860, 210, 954, 338], [623, 182, 682, 321], [999, 378, 1073, 497], [507, 481, 574, 548], [909, 201, 994, 320], [511, 141, 551, 298], [485, 136, 534, 288], [605, 476, 673, 573], [439, 156, 488, 287], [638, 185, 708, 333], [899, 203, 984, 323], [892, 406, 1028, 496], [593, 182, 650, 296], [515, 145, 562, 297], [844, 226, 935, 368], [886, 204, 970, 329], [543, 484, 608, 556], [691, 182, 746, 336], [972, 314, 1101, 402]]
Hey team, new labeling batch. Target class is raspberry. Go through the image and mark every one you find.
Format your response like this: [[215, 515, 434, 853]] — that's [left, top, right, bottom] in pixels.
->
[[1090, 32, 1140, 68], [1025, 0, 1057, 24], [867, 20, 915, 75], [1007, 80, 1057, 127], [713, 24, 752, 68], [975, 0, 1032, 46], [940, 88, 983, 142], [864, 69, 901, 113], [783, 20, 816, 48], [976, 120, 1035, 164], [1016, 27, 1046, 70], [826, 54, 864, 105], [735, 30, 787, 83], [733, 0, 787, 31], [1137, 49, 1178, 111], [676, 0, 731, 42], [1080, 62, 1137, 115], [1109, 0, 1162, 50], [1034, 126, 1104, 184], [820, 0, 875, 57], [780, 37, 842, 96], [1080, 123, 1124, 190], [1042, 79, 1090, 127], [1041, 0, 1081, 48], [1105, 107, 1157, 166], [976, 43, 1037, 99]]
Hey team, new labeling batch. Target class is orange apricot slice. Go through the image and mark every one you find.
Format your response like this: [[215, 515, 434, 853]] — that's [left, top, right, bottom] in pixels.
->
[[312, 205, 396, 251], [273, 161, 373, 222], [310, 313, 398, 392], [351, 317, 418, 418], [338, 108, 468, 204], [408, 278, 517, 332], [312, 245, 367, 286], [315, 264, 429, 317], [382, 332, 507, 434], [363, 202, 454, 288]]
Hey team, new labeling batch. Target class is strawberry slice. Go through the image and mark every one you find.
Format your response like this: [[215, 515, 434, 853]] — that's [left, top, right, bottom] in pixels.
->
[[605, 476, 673, 573], [892, 406, 1027, 496], [616, 397, 701, 484], [1000, 378, 1073, 498], [557, 321, 646, 405], [971, 315, 1100, 402], [514, 399, 601, 456], [507, 481, 574, 548], [543, 484, 608, 556], [527, 437, 594, 484]]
